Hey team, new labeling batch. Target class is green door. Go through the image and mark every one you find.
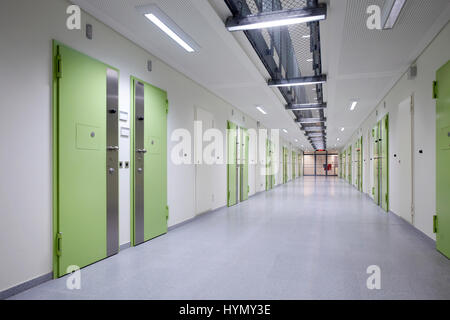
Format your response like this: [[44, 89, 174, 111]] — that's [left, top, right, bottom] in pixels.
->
[[347, 147, 352, 184], [381, 115, 389, 211], [292, 152, 296, 180], [227, 121, 237, 206], [435, 61, 450, 258], [359, 136, 363, 191], [271, 141, 276, 187], [266, 139, 271, 190], [131, 78, 168, 245], [240, 128, 249, 201], [372, 124, 380, 204], [53, 42, 119, 277], [283, 147, 288, 183], [298, 153, 303, 177], [342, 152, 346, 180]]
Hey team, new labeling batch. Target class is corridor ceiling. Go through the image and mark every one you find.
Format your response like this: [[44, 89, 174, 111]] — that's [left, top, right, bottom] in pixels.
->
[[71, 0, 450, 152]]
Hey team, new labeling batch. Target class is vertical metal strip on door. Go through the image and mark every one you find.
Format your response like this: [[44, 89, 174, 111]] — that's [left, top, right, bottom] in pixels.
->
[[106, 68, 119, 256], [134, 81, 145, 245]]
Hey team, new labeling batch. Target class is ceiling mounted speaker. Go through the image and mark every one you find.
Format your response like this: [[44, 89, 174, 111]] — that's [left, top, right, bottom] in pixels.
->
[[408, 65, 417, 80]]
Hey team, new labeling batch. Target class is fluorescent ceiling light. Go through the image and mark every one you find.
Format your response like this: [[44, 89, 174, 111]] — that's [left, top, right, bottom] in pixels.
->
[[256, 106, 267, 115], [297, 118, 326, 124], [226, 7, 326, 32], [286, 103, 327, 111], [137, 4, 199, 53], [283, 129, 288, 133], [382, 0, 407, 29], [302, 35, 311, 38], [350, 101, 358, 111], [269, 80, 325, 88], [145, 14, 194, 52], [227, 15, 325, 31], [307, 59, 313, 62]]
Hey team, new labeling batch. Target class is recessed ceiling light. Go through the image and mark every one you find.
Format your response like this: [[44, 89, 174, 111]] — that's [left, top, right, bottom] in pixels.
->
[[337, 138, 340, 141], [341, 127, 345, 132], [302, 35, 311, 38], [256, 106, 267, 115], [226, 8, 326, 32], [138, 5, 199, 53], [283, 129, 288, 133], [269, 76, 326, 88], [350, 101, 358, 111], [382, 0, 407, 29]]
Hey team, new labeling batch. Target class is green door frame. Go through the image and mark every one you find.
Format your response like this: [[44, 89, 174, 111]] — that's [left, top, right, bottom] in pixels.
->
[[435, 60, 450, 258]]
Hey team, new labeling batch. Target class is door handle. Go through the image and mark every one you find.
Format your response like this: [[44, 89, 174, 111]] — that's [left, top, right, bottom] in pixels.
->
[[107, 146, 119, 151], [136, 149, 148, 154]]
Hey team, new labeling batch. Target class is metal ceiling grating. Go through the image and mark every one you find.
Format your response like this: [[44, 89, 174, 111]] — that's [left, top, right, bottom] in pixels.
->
[[224, 0, 327, 150]]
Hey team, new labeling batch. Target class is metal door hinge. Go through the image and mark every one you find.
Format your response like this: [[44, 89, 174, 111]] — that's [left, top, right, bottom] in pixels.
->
[[433, 81, 438, 99], [166, 205, 169, 220], [166, 99, 169, 114], [433, 215, 438, 233], [56, 232, 62, 256], [55, 54, 62, 78]]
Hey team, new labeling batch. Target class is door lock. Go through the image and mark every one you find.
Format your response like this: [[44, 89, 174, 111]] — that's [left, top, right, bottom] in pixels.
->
[[136, 149, 148, 154], [107, 146, 119, 151]]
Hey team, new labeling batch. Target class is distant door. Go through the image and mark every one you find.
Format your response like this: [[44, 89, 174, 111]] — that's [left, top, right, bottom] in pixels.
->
[[240, 128, 249, 201], [372, 124, 380, 204], [132, 78, 168, 246], [292, 152, 296, 179], [266, 139, 271, 190], [53, 42, 119, 277], [283, 147, 289, 182], [347, 147, 352, 183], [298, 153, 303, 177], [195, 107, 214, 214], [381, 114, 389, 212], [227, 121, 237, 206], [357, 137, 363, 191], [397, 97, 413, 222], [435, 60, 450, 258]]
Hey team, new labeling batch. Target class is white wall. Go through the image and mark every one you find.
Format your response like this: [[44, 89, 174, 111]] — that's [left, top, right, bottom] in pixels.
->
[[341, 22, 450, 240], [0, 0, 299, 292]]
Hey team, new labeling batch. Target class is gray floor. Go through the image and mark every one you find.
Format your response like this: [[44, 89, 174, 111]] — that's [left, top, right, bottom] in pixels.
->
[[8, 177, 450, 300]]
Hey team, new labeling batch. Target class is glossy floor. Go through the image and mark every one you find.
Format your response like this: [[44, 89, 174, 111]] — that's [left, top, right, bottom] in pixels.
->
[[9, 177, 450, 300]]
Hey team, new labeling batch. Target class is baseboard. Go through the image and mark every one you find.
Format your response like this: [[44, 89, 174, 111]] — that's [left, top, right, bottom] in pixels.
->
[[168, 205, 227, 232], [0, 272, 53, 300], [388, 210, 436, 244], [120, 242, 131, 251]]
